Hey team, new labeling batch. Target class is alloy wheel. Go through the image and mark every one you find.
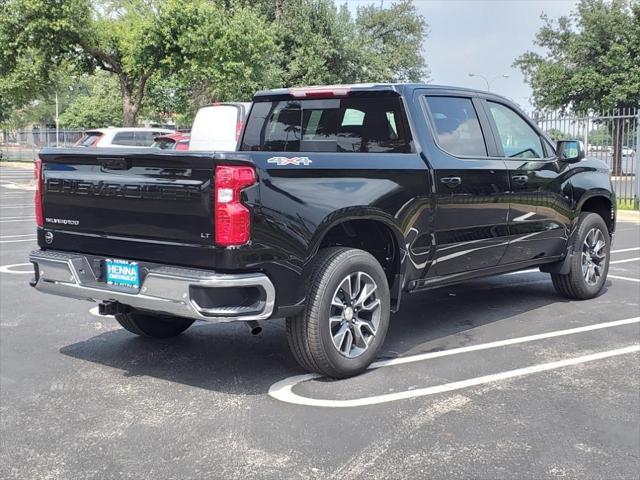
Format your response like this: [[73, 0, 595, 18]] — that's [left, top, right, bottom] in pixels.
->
[[581, 227, 607, 286], [329, 271, 381, 358]]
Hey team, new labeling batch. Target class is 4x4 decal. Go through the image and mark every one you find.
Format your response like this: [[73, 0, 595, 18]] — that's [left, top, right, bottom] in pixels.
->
[[267, 156, 313, 166]]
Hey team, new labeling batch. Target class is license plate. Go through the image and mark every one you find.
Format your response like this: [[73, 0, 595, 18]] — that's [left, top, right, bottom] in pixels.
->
[[105, 258, 140, 289]]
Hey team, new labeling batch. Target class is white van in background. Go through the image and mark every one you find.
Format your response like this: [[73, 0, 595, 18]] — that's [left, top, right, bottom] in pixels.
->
[[188, 102, 251, 151]]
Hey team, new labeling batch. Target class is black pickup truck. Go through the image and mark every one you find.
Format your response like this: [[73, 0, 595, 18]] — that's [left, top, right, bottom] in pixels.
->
[[30, 84, 616, 378]]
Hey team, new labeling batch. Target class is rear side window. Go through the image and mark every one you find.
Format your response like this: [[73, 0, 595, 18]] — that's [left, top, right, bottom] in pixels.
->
[[425, 96, 487, 156], [240, 97, 411, 153], [112, 131, 135, 146], [487, 102, 544, 159], [112, 131, 159, 146]]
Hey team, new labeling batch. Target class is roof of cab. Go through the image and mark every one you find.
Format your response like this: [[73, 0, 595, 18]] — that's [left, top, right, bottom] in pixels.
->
[[253, 83, 495, 100]]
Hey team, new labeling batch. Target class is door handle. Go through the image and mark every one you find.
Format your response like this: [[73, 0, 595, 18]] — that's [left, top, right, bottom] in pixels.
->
[[511, 175, 528, 185], [440, 176, 462, 188]]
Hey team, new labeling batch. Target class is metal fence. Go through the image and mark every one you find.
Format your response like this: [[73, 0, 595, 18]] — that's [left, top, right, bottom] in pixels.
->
[[534, 108, 639, 209], [0, 128, 85, 161]]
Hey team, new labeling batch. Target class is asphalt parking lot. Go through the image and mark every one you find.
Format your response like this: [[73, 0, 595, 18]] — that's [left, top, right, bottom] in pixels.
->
[[1, 164, 639, 479]]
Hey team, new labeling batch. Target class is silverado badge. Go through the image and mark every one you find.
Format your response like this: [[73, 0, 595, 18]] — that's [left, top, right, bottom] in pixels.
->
[[267, 156, 312, 166]]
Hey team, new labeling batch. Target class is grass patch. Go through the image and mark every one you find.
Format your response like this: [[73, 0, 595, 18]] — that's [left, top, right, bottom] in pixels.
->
[[618, 198, 639, 211]]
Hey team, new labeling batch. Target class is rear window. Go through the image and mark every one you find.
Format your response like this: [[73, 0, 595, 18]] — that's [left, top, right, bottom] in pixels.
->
[[112, 131, 162, 146], [152, 138, 176, 150], [240, 97, 411, 153], [75, 132, 102, 147]]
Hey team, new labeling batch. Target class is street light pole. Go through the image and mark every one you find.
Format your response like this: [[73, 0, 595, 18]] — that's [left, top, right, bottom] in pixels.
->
[[55, 92, 59, 147], [468, 73, 509, 92]]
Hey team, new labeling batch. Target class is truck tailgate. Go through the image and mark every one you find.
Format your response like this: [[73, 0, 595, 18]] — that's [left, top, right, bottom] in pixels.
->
[[40, 149, 218, 246]]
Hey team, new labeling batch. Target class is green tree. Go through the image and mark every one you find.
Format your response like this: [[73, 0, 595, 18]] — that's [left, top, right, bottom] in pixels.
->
[[545, 128, 571, 142], [1, 0, 281, 126], [514, 0, 640, 172], [588, 126, 612, 146], [355, 0, 429, 82], [249, 0, 429, 85], [59, 72, 123, 128]]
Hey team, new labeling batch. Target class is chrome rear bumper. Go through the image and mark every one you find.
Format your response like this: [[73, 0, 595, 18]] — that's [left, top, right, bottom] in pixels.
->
[[29, 250, 275, 322]]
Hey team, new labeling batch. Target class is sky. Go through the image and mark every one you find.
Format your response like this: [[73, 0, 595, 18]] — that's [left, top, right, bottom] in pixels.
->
[[344, 0, 579, 112]]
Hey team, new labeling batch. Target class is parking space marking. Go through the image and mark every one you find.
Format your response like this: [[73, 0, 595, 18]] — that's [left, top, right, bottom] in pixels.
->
[[0, 234, 37, 239], [269, 317, 639, 407], [269, 345, 639, 408], [89, 306, 114, 319], [0, 219, 35, 223], [0, 238, 37, 244], [611, 247, 640, 253], [0, 263, 32, 274], [608, 275, 640, 283], [610, 257, 639, 265]]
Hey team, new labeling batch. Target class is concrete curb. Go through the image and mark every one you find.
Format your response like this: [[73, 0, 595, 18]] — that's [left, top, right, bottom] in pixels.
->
[[618, 210, 640, 223], [0, 160, 34, 169]]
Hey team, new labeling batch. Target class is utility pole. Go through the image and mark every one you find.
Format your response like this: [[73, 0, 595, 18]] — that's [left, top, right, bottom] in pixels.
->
[[55, 92, 60, 147], [635, 108, 640, 209]]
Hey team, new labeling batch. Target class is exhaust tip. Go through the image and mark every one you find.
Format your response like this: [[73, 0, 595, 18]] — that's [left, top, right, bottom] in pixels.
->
[[245, 320, 262, 335]]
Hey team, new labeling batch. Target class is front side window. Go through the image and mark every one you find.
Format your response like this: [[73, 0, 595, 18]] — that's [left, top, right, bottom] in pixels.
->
[[488, 102, 544, 159], [425, 96, 487, 156], [241, 96, 410, 153]]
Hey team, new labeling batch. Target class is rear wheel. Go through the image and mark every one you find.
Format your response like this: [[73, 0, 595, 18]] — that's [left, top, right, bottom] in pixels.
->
[[114, 310, 195, 338], [286, 247, 390, 378], [551, 212, 610, 300]]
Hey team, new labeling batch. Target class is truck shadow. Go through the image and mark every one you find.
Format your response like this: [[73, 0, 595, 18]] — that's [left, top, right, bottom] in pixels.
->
[[60, 273, 587, 396]]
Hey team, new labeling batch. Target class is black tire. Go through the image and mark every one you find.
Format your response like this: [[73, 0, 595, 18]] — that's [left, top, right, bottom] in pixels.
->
[[286, 247, 391, 378], [551, 212, 610, 300], [114, 310, 195, 338]]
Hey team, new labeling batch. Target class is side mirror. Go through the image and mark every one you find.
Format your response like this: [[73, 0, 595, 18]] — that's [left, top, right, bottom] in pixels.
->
[[557, 140, 585, 163]]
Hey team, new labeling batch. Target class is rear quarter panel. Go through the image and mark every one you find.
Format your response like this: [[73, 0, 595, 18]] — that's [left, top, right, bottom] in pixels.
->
[[248, 152, 431, 308]]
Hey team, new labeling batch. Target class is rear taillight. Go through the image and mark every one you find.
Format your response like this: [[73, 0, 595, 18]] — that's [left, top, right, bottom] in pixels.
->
[[214, 165, 256, 246], [34, 159, 43, 227]]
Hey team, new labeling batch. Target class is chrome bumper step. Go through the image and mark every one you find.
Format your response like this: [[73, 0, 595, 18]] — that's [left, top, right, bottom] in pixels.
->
[[29, 250, 275, 322]]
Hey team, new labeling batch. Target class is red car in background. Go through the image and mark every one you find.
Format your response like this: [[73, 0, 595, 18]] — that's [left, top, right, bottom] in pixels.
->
[[151, 132, 190, 150]]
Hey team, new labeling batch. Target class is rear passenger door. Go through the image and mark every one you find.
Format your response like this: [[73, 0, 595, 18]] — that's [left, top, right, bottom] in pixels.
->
[[481, 100, 572, 264], [419, 93, 511, 276]]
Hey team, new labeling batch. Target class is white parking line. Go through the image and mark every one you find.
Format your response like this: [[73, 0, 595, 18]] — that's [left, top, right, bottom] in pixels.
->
[[268, 317, 640, 407], [0, 263, 32, 274], [269, 345, 639, 407], [608, 275, 640, 283], [610, 257, 639, 265], [0, 204, 33, 208], [611, 247, 640, 253], [0, 234, 37, 239], [0, 238, 37, 244], [89, 306, 114, 318], [0, 219, 35, 223]]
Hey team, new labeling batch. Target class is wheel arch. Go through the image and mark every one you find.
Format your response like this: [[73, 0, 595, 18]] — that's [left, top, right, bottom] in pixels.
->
[[306, 209, 406, 311], [577, 191, 615, 234]]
